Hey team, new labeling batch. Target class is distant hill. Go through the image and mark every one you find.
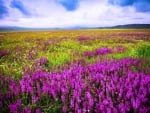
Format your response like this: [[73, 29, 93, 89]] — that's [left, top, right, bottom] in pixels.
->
[[0, 24, 150, 32], [109, 24, 150, 29]]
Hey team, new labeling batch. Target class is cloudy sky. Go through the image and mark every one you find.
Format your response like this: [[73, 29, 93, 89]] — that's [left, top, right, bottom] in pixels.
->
[[0, 0, 150, 28]]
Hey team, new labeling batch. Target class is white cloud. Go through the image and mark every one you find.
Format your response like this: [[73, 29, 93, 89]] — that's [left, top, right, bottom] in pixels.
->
[[0, 0, 150, 28]]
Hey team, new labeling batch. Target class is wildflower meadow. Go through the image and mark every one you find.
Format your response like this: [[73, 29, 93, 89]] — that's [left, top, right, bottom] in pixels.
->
[[0, 29, 150, 113]]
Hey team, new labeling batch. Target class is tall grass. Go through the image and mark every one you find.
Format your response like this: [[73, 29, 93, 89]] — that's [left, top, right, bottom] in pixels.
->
[[137, 45, 150, 60]]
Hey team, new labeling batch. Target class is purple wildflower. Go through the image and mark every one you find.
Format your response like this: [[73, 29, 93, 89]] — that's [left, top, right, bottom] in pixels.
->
[[35, 108, 41, 113], [9, 99, 21, 113], [61, 95, 66, 103]]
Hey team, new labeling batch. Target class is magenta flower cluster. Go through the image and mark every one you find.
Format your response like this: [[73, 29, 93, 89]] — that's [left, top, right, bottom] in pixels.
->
[[95, 47, 113, 55], [77, 36, 91, 42], [38, 57, 48, 65], [0, 58, 150, 113], [84, 47, 113, 57]]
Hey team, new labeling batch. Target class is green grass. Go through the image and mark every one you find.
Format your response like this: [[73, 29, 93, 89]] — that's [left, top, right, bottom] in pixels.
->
[[136, 45, 150, 62]]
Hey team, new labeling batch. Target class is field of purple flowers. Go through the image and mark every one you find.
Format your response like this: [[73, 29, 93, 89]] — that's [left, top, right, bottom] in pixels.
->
[[0, 29, 150, 113]]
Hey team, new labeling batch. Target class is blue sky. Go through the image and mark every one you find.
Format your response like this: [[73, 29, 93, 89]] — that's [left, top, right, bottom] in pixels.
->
[[0, 0, 150, 28]]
